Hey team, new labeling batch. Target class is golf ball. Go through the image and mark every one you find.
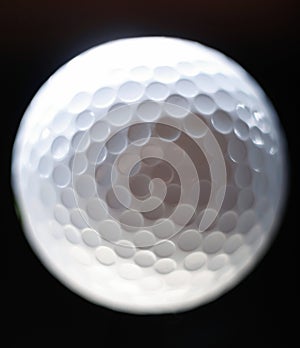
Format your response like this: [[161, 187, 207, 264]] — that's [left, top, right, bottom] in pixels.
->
[[12, 37, 287, 314]]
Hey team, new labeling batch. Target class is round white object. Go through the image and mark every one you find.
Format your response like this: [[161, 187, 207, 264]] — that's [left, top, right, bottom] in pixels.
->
[[12, 37, 287, 314]]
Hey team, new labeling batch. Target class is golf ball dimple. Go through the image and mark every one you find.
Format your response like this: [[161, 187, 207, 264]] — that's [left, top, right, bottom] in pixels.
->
[[12, 37, 287, 314]]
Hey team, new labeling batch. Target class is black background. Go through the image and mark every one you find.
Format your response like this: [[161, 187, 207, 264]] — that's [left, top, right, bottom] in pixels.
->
[[2, 0, 299, 346]]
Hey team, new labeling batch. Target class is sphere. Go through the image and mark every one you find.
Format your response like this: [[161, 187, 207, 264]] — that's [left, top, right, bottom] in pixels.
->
[[12, 37, 287, 314]]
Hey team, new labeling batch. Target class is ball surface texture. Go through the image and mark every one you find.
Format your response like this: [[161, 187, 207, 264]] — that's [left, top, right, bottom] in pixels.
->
[[12, 37, 287, 313]]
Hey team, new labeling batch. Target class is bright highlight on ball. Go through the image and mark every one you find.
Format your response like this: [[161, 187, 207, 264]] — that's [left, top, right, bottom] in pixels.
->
[[12, 37, 287, 314]]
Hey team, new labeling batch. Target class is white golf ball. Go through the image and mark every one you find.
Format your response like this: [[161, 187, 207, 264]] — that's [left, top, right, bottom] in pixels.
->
[[12, 37, 287, 314]]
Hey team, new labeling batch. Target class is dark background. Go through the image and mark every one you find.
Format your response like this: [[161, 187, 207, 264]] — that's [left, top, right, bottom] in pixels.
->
[[2, 0, 299, 346]]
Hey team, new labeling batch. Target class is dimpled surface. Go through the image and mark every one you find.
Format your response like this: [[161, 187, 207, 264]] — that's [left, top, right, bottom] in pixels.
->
[[12, 37, 287, 314]]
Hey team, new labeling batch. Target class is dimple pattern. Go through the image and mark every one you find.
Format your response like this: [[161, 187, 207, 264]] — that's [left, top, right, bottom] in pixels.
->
[[12, 37, 287, 314]]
